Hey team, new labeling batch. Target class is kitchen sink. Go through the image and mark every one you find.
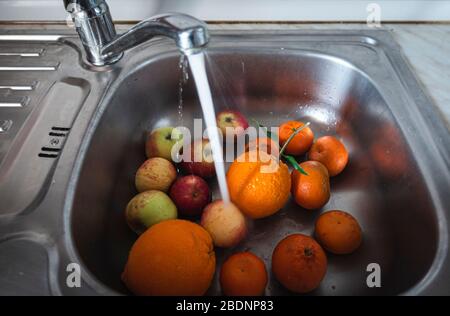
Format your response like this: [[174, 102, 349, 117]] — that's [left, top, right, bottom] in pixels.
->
[[0, 29, 449, 295]]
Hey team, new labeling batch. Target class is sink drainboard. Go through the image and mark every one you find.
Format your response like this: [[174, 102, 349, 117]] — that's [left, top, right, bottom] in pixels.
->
[[0, 36, 90, 216]]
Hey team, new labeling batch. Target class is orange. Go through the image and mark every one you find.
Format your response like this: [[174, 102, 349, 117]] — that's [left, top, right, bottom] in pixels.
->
[[291, 161, 330, 210], [220, 252, 268, 296], [309, 136, 348, 176], [315, 210, 362, 254], [279, 121, 314, 156], [245, 137, 279, 155], [272, 234, 327, 294], [227, 150, 291, 219], [122, 219, 215, 296]]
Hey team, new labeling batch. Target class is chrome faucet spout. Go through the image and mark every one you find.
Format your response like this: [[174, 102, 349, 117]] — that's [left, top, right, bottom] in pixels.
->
[[64, 0, 209, 66], [101, 14, 209, 59]]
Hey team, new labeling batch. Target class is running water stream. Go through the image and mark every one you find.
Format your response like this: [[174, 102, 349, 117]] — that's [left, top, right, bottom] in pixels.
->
[[187, 52, 230, 204]]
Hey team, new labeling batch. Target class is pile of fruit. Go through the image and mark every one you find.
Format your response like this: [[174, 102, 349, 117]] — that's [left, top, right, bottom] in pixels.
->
[[121, 110, 363, 296]]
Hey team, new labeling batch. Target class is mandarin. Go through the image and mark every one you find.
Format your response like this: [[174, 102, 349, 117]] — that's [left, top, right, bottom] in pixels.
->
[[279, 121, 314, 156], [272, 234, 327, 294], [220, 252, 268, 296], [309, 136, 348, 176], [315, 210, 362, 255], [291, 161, 330, 210]]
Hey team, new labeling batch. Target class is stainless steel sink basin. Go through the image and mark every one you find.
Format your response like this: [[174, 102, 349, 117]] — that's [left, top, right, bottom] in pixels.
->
[[0, 29, 449, 295]]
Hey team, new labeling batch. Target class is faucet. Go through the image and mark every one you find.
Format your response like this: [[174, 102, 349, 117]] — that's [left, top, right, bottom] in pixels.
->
[[64, 0, 210, 66]]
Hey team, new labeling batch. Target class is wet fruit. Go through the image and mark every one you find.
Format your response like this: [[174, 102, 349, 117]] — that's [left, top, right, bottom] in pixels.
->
[[309, 136, 348, 176], [180, 139, 216, 178], [135, 157, 177, 193], [122, 219, 215, 296], [272, 234, 327, 294], [291, 161, 330, 210], [279, 121, 314, 156], [145, 126, 183, 161], [169, 175, 211, 216], [315, 210, 362, 254], [201, 200, 247, 248], [217, 110, 249, 139], [125, 190, 177, 234], [226, 150, 291, 219], [220, 252, 268, 296]]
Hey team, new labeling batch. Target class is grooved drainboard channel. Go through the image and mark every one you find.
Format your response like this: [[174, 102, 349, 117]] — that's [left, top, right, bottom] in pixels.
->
[[37, 127, 71, 159]]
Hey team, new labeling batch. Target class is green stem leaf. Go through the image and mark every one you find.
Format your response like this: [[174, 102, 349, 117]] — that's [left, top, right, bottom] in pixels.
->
[[250, 118, 309, 175], [279, 122, 311, 156], [282, 154, 308, 175], [250, 118, 274, 139]]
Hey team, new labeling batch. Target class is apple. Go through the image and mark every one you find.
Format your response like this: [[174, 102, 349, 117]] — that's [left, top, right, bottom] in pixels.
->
[[125, 190, 177, 234], [135, 157, 177, 193], [169, 175, 211, 216], [180, 139, 216, 178], [145, 126, 183, 161], [200, 200, 247, 248], [216, 110, 249, 139]]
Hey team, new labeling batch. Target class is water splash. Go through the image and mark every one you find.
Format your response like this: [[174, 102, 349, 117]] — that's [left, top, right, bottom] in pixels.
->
[[179, 54, 189, 82], [177, 55, 189, 123], [187, 52, 230, 203]]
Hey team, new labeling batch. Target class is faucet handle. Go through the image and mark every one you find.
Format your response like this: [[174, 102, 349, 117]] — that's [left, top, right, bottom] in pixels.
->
[[66, 0, 122, 66], [64, 0, 105, 11]]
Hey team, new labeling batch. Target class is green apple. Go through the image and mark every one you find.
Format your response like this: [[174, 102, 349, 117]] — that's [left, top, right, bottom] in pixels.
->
[[145, 126, 183, 161], [125, 190, 177, 234]]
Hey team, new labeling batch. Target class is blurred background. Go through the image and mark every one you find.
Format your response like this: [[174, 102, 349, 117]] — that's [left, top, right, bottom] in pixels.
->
[[0, 0, 449, 22]]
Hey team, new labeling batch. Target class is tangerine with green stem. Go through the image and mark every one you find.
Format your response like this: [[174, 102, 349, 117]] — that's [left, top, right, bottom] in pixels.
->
[[279, 121, 314, 156]]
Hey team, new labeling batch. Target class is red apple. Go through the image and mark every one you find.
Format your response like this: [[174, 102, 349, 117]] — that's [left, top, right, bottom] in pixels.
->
[[216, 110, 249, 139], [180, 139, 216, 178], [169, 175, 211, 216], [200, 200, 247, 248]]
